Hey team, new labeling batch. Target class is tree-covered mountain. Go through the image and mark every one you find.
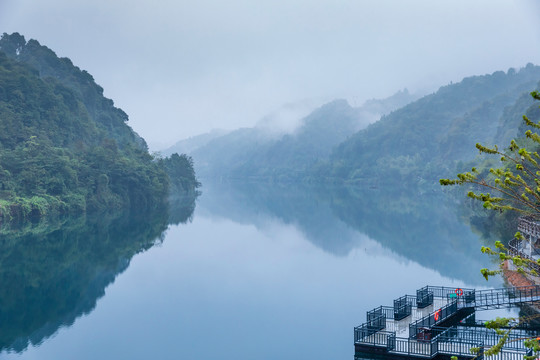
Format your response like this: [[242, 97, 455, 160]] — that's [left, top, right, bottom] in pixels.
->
[[444, 90, 540, 242], [0, 33, 199, 220], [167, 65, 540, 187], [230, 99, 366, 180], [326, 65, 540, 186], [178, 89, 417, 180]]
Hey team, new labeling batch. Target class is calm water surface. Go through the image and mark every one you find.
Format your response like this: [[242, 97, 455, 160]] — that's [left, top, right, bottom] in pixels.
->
[[0, 182, 512, 360]]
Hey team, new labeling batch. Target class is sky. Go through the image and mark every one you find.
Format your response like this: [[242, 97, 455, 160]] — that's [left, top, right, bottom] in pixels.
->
[[1, 0, 540, 150]]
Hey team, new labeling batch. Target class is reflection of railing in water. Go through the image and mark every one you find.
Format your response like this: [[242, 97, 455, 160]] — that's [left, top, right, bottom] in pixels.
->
[[354, 285, 540, 359]]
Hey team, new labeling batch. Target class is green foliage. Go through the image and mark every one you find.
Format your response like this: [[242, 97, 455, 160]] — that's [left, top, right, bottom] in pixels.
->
[[441, 92, 540, 218], [441, 90, 540, 359], [329, 66, 540, 186], [524, 338, 540, 360], [485, 317, 512, 330], [0, 33, 200, 220], [162, 153, 201, 195]]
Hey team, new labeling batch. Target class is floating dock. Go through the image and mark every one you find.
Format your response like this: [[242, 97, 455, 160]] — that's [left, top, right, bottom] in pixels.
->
[[354, 285, 540, 359]]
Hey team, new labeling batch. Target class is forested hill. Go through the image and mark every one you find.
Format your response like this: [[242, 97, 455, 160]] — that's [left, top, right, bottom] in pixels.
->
[[326, 65, 540, 186], [179, 89, 417, 180], [0, 32, 199, 220], [0, 32, 147, 150]]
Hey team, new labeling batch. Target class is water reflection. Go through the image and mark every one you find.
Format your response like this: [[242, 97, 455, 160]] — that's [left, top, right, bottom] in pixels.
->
[[0, 182, 505, 360], [0, 195, 196, 354], [197, 181, 495, 285]]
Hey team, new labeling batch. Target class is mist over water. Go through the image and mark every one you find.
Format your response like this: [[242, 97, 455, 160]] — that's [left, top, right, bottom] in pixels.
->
[[0, 181, 511, 360]]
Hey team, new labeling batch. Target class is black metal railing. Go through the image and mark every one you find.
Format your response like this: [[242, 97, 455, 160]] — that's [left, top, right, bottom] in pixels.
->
[[394, 295, 415, 320], [416, 286, 434, 308], [434, 326, 527, 350], [354, 326, 391, 344], [518, 216, 540, 239], [436, 338, 482, 358], [452, 289, 475, 309], [366, 306, 392, 328], [409, 300, 458, 339], [466, 318, 540, 331], [355, 285, 540, 359], [473, 285, 540, 309], [354, 306, 393, 342], [508, 237, 540, 274], [422, 286, 474, 298], [387, 336, 437, 357], [356, 325, 532, 359]]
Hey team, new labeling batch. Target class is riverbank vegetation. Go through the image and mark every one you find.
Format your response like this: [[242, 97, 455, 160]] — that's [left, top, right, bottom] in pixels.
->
[[0, 33, 199, 222]]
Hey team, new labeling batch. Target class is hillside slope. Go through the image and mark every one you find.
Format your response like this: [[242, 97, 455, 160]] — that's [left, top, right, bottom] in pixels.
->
[[327, 65, 540, 186], [0, 33, 198, 220], [186, 89, 417, 180]]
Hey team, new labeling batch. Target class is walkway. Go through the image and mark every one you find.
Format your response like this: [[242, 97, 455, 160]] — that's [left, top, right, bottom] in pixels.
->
[[354, 285, 540, 359]]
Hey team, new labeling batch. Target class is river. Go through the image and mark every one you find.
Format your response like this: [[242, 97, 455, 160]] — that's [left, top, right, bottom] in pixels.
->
[[0, 181, 513, 360]]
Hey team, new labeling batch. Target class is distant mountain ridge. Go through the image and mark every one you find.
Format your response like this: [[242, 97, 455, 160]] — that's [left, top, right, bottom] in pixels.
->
[[172, 89, 418, 180], [162, 129, 230, 157], [165, 64, 540, 187], [328, 65, 540, 186]]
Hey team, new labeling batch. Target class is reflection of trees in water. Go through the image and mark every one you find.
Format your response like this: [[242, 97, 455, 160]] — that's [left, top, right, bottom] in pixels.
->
[[168, 192, 198, 226], [200, 181, 493, 284], [326, 186, 493, 283], [198, 181, 363, 256], [0, 194, 197, 353]]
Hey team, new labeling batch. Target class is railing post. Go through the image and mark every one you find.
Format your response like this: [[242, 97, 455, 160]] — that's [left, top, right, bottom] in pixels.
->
[[431, 338, 438, 357]]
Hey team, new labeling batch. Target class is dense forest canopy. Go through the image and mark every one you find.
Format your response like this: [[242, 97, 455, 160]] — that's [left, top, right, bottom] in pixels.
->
[[327, 66, 540, 186], [0, 32, 199, 220]]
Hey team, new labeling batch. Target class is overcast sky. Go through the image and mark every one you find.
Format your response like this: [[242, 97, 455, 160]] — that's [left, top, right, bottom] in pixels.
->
[[1, 0, 540, 149]]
